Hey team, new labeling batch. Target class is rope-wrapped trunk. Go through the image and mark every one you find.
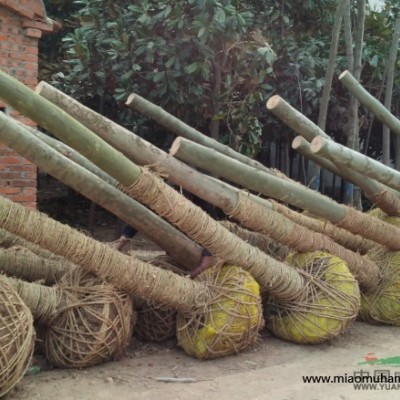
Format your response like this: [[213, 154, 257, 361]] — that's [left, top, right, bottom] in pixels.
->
[[0, 246, 71, 284], [0, 196, 263, 359]]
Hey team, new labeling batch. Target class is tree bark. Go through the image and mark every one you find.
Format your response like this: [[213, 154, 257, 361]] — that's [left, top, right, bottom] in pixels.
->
[[268, 95, 400, 215], [292, 136, 400, 214], [124, 91, 288, 177], [311, 135, 400, 194], [171, 136, 400, 250], [0, 70, 309, 302], [339, 70, 400, 136], [0, 113, 203, 269], [318, 0, 347, 130], [382, 17, 400, 165]]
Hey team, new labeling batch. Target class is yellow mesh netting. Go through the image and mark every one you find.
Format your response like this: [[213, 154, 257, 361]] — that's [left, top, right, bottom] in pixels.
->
[[360, 249, 400, 325], [177, 265, 263, 359], [265, 251, 360, 344]]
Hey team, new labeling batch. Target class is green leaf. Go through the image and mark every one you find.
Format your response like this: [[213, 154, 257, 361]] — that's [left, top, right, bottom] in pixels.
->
[[153, 71, 166, 82]]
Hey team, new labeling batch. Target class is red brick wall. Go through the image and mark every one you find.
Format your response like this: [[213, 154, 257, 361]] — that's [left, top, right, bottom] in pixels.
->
[[0, 6, 40, 208]]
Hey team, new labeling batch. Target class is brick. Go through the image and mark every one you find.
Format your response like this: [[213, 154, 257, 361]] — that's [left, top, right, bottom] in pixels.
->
[[22, 45, 38, 55], [22, 20, 53, 33], [0, 156, 22, 164], [22, 172, 37, 180], [8, 179, 36, 187], [22, 187, 37, 196], [10, 52, 37, 62], [11, 164, 37, 172], [0, 187, 19, 194], [23, 61, 37, 70], [8, 194, 36, 202], [23, 77, 37, 86], [0, 172, 22, 180], [24, 28, 41, 39]]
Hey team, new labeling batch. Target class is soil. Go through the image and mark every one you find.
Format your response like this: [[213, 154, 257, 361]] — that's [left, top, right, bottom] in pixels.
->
[[6, 176, 400, 400]]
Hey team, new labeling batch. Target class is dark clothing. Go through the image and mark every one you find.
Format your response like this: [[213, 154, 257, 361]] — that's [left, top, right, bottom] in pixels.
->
[[122, 224, 138, 238]]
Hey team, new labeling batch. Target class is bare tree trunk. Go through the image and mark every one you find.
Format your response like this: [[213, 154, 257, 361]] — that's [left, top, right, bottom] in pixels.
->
[[309, 0, 347, 192], [346, 0, 366, 209], [342, 0, 355, 205], [382, 17, 400, 166]]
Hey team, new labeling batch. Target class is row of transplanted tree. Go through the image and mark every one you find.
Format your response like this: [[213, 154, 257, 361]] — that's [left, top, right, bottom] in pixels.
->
[[40, 0, 400, 208]]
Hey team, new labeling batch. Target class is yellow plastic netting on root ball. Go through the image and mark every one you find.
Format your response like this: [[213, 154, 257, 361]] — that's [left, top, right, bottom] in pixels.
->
[[360, 249, 400, 325], [366, 207, 385, 218], [0, 277, 35, 398], [177, 265, 263, 359], [265, 251, 360, 344]]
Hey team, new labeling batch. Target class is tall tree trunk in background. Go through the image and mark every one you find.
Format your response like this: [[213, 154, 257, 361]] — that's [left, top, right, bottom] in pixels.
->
[[342, 0, 355, 205], [396, 100, 400, 169], [382, 17, 400, 166], [210, 44, 228, 141], [310, 0, 347, 192], [346, 0, 365, 210]]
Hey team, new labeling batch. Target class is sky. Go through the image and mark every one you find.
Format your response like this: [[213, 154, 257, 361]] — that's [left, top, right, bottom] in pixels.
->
[[368, 0, 385, 10]]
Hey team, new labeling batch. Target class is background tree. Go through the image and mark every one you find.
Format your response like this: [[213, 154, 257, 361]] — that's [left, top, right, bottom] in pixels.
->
[[40, 0, 400, 208]]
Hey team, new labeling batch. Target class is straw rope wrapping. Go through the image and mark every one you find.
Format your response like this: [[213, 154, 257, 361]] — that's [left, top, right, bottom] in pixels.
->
[[337, 207, 400, 250], [0, 198, 210, 313], [226, 194, 379, 290], [124, 170, 304, 303], [0, 228, 77, 267], [44, 268, 135, 368], [0, 277, 35, 397], [360, 248, 400, 325], [177, 264, 264, 359], [0, 246, 71, 284], [0, 197, 264, 359], [270, 201, 375, 254], [265, 252, 360, 344], [368, 189, 400, 218], [220, 221, 290, 261]]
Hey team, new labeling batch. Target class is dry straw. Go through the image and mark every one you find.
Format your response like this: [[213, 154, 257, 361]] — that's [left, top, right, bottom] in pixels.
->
[[0, 196, 263, 359], [124, 170, 361, 344], [0, 246, 71, 284], [7, 268, 134, 368], [0, 276, 35, 397], [360, 248, 400, 325], [134, 255, 181, 343]]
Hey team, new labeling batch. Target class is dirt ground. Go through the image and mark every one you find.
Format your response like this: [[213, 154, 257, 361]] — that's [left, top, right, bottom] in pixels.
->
[[7, 322, 400, 400], [7, 177, 399, 400]]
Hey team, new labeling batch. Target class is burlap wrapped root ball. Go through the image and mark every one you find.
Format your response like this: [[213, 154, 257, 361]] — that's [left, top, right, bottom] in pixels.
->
[[0, 278, 35, 398], [134, 255, 183, 342], [135, 301, 177, 342], [177, 265, 263, 360], [360, 249, 400, 325], [44, 269, 135, 368], [265, 251, 360, 344]]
